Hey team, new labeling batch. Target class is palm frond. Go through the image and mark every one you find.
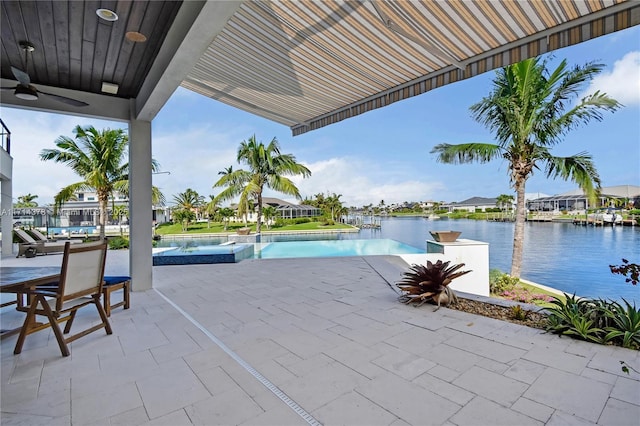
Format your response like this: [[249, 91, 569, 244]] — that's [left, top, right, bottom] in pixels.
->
[[431, 143, 503, 164]]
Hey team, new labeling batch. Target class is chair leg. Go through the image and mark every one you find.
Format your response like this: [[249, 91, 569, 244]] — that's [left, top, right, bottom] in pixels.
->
[[103, 288, 112, 317], [14, 297, 39, 355], [94, 296, 113, 335], [123, 281, 130, 309], [63, 311, 77, 333], [40, 297, 70, 357]]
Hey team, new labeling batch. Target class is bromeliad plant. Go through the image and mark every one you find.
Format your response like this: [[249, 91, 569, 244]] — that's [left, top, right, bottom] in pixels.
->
[[396, 260, 471, 310]]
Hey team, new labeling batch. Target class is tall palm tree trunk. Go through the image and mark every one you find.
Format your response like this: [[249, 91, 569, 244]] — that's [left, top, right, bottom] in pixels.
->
[[511, 179, 527, 277], [256, 192, 263, 233], [98, 194, 109, 240]]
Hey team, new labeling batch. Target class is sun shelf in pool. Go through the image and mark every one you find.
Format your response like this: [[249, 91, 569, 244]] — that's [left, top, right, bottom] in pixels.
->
[[152, 243, 254, 265]]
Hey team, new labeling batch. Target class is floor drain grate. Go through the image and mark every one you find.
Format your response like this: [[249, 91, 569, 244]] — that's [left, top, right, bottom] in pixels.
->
[[155, 289, 322, 426]]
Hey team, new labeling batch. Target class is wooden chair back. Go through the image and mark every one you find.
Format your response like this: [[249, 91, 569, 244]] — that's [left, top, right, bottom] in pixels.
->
[[55, 240, 107, 310]]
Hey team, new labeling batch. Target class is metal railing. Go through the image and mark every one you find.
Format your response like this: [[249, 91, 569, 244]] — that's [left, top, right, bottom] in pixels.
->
[[0, 118, 10, 154]]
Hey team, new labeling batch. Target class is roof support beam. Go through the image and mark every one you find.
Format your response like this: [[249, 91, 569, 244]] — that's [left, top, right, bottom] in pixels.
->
[[134, 1, 244, 121]]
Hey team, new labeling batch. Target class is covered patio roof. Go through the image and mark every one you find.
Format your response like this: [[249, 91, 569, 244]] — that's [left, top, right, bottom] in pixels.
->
[[2, 1, 638, 132]]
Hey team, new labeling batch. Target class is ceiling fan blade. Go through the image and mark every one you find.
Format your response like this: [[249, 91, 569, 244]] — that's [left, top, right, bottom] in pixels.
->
[[11, 66, 30, 86], [1, 86, 18, 90], [37, 89, 89, 107]]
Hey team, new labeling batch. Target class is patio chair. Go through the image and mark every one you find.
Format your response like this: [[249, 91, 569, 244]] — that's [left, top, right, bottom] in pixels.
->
[[14, 229, 69, 257], [102, 275, 131, 316], [13, 240, 112, 357]]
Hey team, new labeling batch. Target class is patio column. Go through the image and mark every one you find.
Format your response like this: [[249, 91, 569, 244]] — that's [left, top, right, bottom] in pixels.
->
[[1, 180, 12, 256], [0, 149, 13, 256], [128, 119, 153, 291]]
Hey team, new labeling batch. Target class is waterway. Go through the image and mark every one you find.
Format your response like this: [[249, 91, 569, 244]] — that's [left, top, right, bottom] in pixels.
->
[[350, 216, 639, 304]]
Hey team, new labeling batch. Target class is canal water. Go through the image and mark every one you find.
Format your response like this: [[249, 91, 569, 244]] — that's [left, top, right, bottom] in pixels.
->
[[346, 216, 639, 304]]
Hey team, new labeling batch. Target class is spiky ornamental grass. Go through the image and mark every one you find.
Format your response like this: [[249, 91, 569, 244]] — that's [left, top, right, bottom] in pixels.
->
[[397, 260, 471, 310]]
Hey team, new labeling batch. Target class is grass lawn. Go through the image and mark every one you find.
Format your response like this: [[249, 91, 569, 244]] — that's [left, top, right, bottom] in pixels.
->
[[155, 220, 355, 235]]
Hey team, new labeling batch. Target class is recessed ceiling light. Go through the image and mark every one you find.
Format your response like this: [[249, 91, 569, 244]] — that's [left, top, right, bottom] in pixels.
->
[[96, 8, 118, 22], [126, 31, 147, 43], [101, 82, 119, 95]]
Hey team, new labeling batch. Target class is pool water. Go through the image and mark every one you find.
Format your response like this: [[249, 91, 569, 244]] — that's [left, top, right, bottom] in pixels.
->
[[256, 239, 422, 259]]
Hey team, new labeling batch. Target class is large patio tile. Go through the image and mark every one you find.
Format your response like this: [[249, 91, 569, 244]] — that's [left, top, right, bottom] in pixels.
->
[[278, 361, 370, 412], [610, 375, 640, 405], [524, 368, 612, 422], [109, 406, 149, 425], [452, 365, 528, 406], [384, 325, 447, 355], [136, 358, 211, 419], [271, 329, 334, 359], [523, 344, 590, 374], [322, 340, 387, 379], [412, 372, 475, 406], [449, 396, 542, 425], [421, 342, 482, 373], [184, 387, 265, 426], [446, 332, 527, 363], [0, 412, 70, 426], [511, 397, 555, 423], [371, 343, 436, 380], [356, 372, 461, 425], [597, 397, 640, 425], [71, 381, 141, 425], [313, 390, 398, 426], [240, 403, 308, 426], [504, 358, 549, 384], [143, 408, 194, 425], [546, 410, 597, 425]]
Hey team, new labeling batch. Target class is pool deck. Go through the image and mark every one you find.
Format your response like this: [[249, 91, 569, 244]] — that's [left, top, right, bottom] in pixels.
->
[[1, 250, 639, 425]]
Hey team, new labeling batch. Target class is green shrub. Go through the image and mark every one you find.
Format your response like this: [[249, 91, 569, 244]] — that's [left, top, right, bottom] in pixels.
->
[[108, 236, 129, 250], [490, 270, 519, 294], [544, 294, 640, 349]]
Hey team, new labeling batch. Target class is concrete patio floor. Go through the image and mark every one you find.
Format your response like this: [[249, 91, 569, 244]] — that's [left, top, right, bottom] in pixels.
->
[[1, 251, 639, 425]]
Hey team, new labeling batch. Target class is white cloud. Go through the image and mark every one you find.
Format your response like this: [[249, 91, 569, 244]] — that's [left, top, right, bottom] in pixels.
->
[[288, 157, 446, 206], [584, 51, 640, 106], [2, 109, 122, 204]]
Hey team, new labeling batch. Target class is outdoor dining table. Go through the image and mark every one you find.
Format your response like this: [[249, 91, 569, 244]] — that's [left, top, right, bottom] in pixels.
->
[[0, 266, 61, 338]]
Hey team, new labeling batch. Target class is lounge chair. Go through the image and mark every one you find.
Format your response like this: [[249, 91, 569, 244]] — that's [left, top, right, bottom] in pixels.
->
[[14, 229, 69, 257], [30, 228, 82, 243]]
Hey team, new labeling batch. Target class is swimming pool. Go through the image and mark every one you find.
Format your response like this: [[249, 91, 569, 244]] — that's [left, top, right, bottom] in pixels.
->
[[152, 238, 422, 264], [256, 239, 422, 258]]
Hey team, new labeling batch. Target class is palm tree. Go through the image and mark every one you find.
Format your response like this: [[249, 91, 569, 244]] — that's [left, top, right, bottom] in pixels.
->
[[40, 125, 165, 240], [431, 57, 620, 278], [496, 194, 514, 212], [262, 205, 277, 229], [111, 204, 128, 236], [218, 207, 235, 231], [204, 195, 218, 228], [172, 188, 204, 229], [14, 194, 38, 208], [213, 135, 311, 233]]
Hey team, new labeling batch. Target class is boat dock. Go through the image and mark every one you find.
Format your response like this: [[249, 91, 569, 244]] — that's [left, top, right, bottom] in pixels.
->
[[573, 218, 637, 227]]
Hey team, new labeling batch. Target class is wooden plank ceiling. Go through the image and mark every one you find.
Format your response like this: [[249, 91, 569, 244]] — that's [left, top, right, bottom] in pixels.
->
[[0, 1, 182, 101], [181, 0, 639, 135]]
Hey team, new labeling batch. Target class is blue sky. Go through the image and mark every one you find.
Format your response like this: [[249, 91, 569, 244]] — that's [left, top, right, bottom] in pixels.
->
[[2, 26, 638, 208]]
